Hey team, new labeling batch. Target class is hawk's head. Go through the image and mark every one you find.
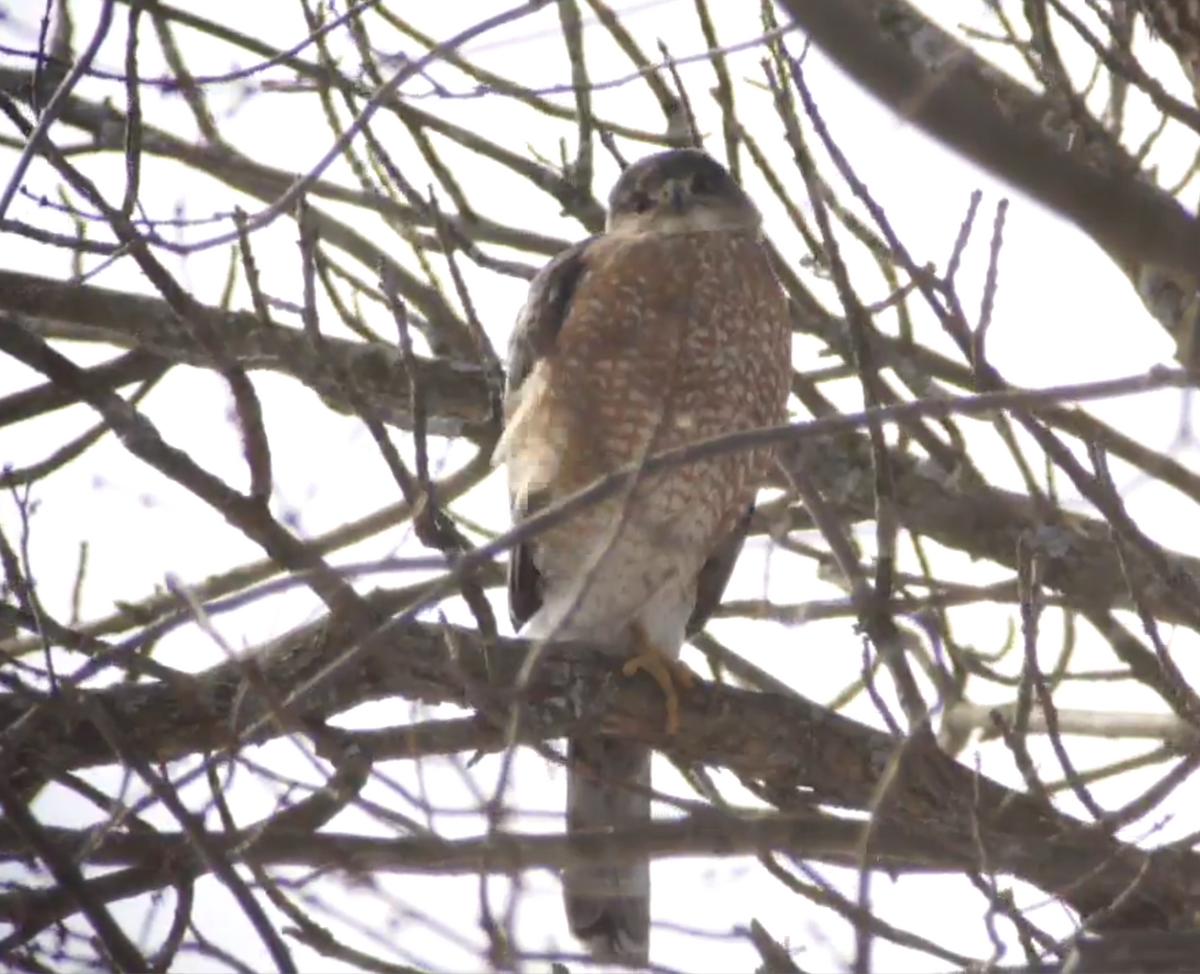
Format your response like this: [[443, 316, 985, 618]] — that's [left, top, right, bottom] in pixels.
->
[[605, 149, 760, 236]]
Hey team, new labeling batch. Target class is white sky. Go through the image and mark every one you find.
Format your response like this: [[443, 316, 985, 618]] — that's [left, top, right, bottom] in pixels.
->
[[3, 1, 1200, 971]]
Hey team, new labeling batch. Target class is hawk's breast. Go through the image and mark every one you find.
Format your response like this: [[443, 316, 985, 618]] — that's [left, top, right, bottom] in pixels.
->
[[507, 227, 791, 636]]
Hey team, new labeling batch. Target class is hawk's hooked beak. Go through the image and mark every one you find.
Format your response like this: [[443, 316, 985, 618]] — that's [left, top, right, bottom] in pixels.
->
[[662, 178, 689, 214]]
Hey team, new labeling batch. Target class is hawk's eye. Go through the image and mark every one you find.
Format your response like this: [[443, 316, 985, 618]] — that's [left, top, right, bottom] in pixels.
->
[[630, 190, 654, 214]]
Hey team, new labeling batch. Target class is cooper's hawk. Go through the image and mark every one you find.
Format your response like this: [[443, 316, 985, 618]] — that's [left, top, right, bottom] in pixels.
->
[[494, 149, 792, 965]]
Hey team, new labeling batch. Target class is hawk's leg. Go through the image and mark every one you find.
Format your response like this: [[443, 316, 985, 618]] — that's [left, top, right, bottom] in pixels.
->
[[622, 623, 696, 734]]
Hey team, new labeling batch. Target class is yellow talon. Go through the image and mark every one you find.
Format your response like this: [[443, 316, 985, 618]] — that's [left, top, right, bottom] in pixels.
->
[[622, 628, 696, 734]]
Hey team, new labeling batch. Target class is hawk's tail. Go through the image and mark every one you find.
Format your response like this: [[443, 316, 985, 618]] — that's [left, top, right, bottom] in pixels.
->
[[564, 734, 651, 966]]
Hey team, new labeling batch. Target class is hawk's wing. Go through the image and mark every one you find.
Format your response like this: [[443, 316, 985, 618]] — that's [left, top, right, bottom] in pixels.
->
[[687, 502, 754, 636], [501, 239, 754, 637], [502, 238, 593, 632]]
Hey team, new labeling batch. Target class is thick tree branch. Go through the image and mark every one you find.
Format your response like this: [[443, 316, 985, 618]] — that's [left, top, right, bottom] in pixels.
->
[[2, 603, 1196, 931], [0, 273, 495, 439], [773, 0, 1200, 363], [0, 811, 968, 885]]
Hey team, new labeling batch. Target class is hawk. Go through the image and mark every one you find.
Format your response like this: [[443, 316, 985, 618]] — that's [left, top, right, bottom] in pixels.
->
[[495, 148, 792, 965]]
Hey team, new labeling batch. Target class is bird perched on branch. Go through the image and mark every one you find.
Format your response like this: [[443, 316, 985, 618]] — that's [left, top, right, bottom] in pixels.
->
[[494, 148, 792, 965]]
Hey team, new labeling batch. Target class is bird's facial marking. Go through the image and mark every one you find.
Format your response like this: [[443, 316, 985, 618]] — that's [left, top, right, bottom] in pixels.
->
[[606, 148, 759, 236], [607, 204, 758, 237], [627, 188, 654, 215]]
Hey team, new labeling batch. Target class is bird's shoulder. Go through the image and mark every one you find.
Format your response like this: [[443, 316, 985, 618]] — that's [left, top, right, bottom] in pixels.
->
[[506, 228, 768, 393], [505, 236, 598, 394], [504, 231, 655, 389]]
